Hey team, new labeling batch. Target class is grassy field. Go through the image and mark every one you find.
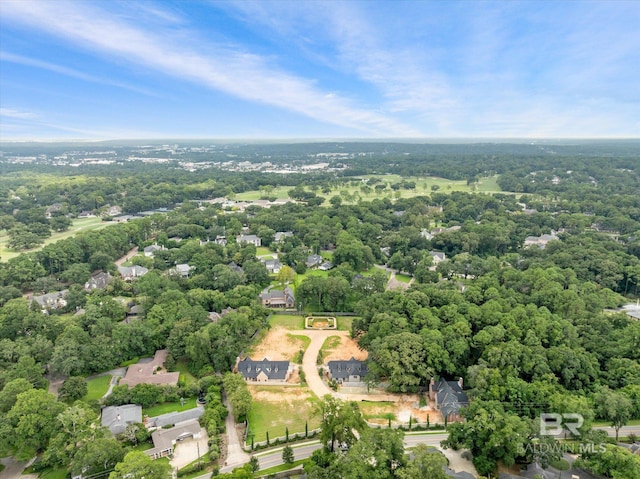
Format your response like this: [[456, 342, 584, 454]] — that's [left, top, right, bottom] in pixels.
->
[[270, 314, 305, 330], [359, 401, 396, 420], [246, 386, 321, 443], [337, 316, 354, 331], [0, 217, 112, 262], [82, 375, 112, 402], [175, 359, 197, 386], [395, 273, 413, 283], [233, 175, 501, 206], [143, 398, 199, 417]]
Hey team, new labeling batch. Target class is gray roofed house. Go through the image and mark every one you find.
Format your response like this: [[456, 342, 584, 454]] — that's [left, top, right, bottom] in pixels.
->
[[236, 234, 261, 247], [173, 263, 193, 278], [262, 258, 282, 274], [101, 404, 142, 435], [259, 286, 295, 308], [327, 357, 368, 384], [429, 251, 446, 264], [306, 254, 323, 268], [147, 406, 204, 428], [429, 377, 468, 421], [31, 290, 69, 311], [318, 261, 333, 271], [84, 271, 111, 291], [274, 231, 293, 242], [118, 265, 149, 281], [146, 419, 202, 460], [523, 233, 559, 249], [143, 244, 165, 257], [237, 357, 291, 382]]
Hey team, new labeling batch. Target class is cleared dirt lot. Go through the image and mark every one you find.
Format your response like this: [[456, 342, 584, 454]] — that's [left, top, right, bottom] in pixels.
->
[[322, 334, 368, 362], [248, 326, 307, 361]]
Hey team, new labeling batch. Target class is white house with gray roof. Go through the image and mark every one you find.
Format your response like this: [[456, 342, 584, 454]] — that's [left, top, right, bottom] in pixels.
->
[[101, 404, 142, 435]]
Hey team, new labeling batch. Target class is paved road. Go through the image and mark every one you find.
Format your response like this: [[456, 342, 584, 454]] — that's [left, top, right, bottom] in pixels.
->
[[206, 425, 640, 478]]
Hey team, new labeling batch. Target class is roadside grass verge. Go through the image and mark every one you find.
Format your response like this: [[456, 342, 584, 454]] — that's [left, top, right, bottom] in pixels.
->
[[395, 273, 413, 283]]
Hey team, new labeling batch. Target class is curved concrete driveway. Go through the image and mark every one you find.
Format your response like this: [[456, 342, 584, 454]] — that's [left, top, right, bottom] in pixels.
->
[[290, 329, 404, 403]]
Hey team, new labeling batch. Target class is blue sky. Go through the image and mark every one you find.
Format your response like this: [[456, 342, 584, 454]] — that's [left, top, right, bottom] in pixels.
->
[[1, 0, 638, 140]]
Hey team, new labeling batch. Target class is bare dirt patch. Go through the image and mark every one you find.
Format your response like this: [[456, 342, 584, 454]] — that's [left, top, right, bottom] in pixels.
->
[[249, 386, 313, 403], [323, 335, 368, 362], [249, 326, 306, 361]]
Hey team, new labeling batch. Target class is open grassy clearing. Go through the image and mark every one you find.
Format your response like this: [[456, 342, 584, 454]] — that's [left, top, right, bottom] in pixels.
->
[[0, 217, 112, 262], [143, 398, 198, 417], [246, 385, 320, 443], [336, 316, 354, 331], [395, 273, 413, 283], [82, 375, 112, 402], [258, 459, 307, 475], [175, 359, 197, 386], [359, 401, 396, 420], [234, 186, 292, 201], [233, 175, 501, 207], [270, 314, 305, 330]]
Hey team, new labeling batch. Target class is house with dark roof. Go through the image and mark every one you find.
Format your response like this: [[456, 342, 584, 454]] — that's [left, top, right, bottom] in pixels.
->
[[327, 357, 368, 384], [227, 262, 244, 274], [84, 271, 111, 291], [429, 251, 446, 265], [236, 358, 292, 383], [429, 377, 468, 422], [259, 286, 295, 308], [101, 404, 142, 435]]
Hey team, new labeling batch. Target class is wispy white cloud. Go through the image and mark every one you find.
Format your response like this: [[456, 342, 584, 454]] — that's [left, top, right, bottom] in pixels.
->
[[0, 52, 158, 96], [1, 0, 417, 136], [221, 1, 640, 137], [0, 107, 38, 120]]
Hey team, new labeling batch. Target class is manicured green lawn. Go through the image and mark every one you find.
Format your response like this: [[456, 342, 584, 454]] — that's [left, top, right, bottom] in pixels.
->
[[143, 398, 198, 417], [256, 246, 275, 256], [270, 314, 305, 330], [246, 386, 320, 443], [234, 186, 292, 201], [83, 375, 112, 401], [120, 357, 140, 367], [593, 418, 640, 426], [23, 466, 67, 479], [337, 316, 354, 331], [0, 217, 112, 262], [359, 401, 396, 420], [175, 359, 197, 386], [395, 273, 413, 283], [550, 459, 570, 471]]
